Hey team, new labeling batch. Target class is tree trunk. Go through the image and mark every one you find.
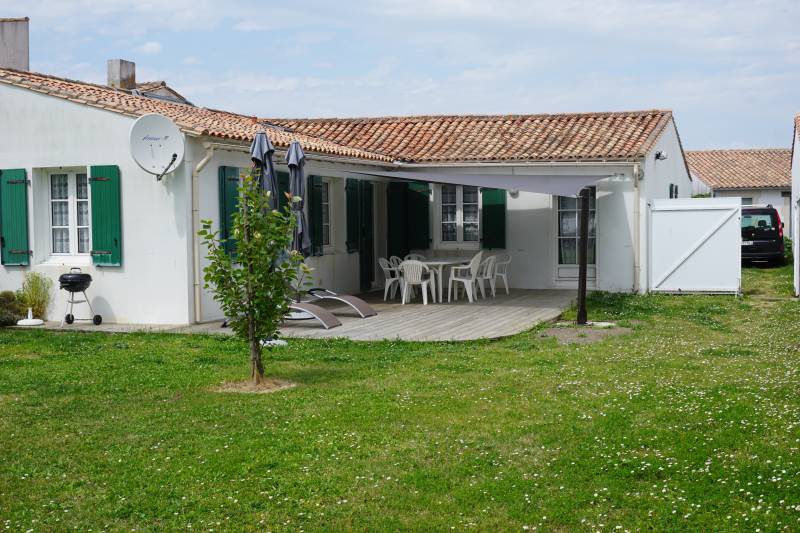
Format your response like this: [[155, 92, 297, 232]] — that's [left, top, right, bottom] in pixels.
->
[[243, 170, 265, 385], [249, 331, 264, 385]]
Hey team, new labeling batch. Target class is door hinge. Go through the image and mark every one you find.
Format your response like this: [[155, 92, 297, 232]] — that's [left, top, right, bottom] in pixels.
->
[[89, 177, 111, 182], [90, 250, 112, 255]]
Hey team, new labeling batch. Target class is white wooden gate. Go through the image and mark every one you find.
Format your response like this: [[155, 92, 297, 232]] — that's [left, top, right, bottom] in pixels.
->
[[648, 198, 741, 293]]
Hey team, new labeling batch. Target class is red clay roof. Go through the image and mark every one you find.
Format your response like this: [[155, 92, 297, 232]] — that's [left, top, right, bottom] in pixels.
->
[[686, 149, 792, 190], [0, 68, 392, 162], [0, 67, 676, 165], [269, 111, 674, 163]]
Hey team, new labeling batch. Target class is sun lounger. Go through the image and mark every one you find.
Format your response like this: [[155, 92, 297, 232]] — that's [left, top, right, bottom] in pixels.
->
[[305, 288, 377, 318], [286, 301, 342, 329]]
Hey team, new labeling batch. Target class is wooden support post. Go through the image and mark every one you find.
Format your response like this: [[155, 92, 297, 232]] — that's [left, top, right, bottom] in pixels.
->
[[576, 187, 590, 325]]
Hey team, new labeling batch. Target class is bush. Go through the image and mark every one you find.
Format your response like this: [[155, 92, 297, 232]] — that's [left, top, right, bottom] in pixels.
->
[[785, 236, 793, 264], [0, 290, 24, 326], [17, 272, 53, 320]]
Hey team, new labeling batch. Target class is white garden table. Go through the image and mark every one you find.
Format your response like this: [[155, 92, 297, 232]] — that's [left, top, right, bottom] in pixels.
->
[[422, 257, 472, 303]]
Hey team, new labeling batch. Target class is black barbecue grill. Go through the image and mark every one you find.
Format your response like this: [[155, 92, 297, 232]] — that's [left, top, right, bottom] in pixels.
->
[[58, 267, 102, 326]]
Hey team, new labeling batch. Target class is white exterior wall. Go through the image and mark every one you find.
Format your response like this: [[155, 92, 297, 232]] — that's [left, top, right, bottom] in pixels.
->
[[640, 120, 693, 292], [691, 175, 712, 196], [0, 84, 192, 324], [713, 188, 791, 236], [792, 129, 799, 297]]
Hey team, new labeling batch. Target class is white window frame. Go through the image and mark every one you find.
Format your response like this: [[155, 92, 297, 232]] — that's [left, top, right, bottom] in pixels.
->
[[48, 171, 91, 257], [321, 178, 334, 254], [433, 184, 481, 250]]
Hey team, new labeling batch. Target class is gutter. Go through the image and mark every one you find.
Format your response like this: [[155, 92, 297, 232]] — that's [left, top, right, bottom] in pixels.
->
[[392, 159, 639, 168], [191, 144, 215, 323]]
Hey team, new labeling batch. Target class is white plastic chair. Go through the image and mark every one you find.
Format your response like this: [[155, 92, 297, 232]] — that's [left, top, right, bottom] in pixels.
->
[[494, 253, 511, 295], [379, 257, 402, 301], [405, 253, 426, 261], [399, 260, 436, 305], [476, 255, 497, 298], [389, 256, 403, 268], [448, 251, 483, 303]]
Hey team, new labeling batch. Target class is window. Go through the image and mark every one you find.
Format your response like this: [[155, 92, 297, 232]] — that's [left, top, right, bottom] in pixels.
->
[[439, 184, 480, 245], [741, 197, 753, 206], [321, 180, 331, 246], [557, 192, 596, 265], [669, 183, 679, 198], [49, 172, 90, 255], [741, 212, 777, 231]]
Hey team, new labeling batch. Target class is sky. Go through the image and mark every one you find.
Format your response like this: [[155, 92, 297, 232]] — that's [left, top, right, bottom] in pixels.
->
[[4, 0, 799, 150]]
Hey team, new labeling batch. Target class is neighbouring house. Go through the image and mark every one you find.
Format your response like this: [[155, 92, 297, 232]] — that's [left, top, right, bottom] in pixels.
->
[[686, 148, 793, 235], [0, 22, 693, 325]]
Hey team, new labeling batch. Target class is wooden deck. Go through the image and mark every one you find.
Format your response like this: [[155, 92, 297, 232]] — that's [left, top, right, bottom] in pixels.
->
[[34, 289, 574, 342], [278, 289, 574, 341]]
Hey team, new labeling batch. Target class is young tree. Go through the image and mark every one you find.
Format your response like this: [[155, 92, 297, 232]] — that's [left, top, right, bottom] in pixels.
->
[[199, 171, 304, 385]]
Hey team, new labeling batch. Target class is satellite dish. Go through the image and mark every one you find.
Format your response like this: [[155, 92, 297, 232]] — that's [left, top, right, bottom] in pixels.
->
[[129, 113, 185, 180]]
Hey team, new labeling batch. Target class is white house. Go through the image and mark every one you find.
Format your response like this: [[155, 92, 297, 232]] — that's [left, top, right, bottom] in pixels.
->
[[686, 148, 793, 235], [0, 28, 693, 325]]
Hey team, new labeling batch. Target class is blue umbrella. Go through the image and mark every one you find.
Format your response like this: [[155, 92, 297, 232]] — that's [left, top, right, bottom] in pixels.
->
[[286, 140, 312, 256], [249, 131, 279, 209]]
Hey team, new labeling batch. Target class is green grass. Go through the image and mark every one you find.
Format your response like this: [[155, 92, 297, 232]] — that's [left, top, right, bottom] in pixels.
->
[[1, 265, 799, 531]]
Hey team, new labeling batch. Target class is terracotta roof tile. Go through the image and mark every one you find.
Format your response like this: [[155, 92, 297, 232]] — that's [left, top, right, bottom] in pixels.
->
[[686, 149, 791, 190], [0, 68, 392, 162], [269, 110, 674, 163]]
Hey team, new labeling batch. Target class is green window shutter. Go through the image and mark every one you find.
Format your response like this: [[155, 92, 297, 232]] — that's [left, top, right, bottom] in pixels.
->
[[345, 178, 360, 253], [406, 182, 430, 250], [218, 166, 240, 257], [308, 175, 324, 256], [277, 171, 290, 210], [387, 182, 408, 258], [481, 188, 506, 249], [0, 168, 30, 266], [359, 180, 375, 291], [90, 165, 122, 266]]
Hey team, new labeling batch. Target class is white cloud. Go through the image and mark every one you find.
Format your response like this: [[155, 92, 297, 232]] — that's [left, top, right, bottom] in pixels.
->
[[135, 41, 162, 54], [182, 55, 201, 65]]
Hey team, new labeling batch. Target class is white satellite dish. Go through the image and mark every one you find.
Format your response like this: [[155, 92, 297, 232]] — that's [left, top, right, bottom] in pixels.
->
[[129, 113, 185, 180]]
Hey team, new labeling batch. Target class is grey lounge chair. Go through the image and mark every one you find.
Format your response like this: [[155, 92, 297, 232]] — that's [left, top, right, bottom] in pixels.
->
[[305, 288, 377, 318], [286, 301, 342, 329], [221, 300, 343, 331]]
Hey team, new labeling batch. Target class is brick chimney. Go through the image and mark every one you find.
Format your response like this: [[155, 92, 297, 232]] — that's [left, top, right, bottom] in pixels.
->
[[107, 59, 136, 90], [0, 17, 29, 71]]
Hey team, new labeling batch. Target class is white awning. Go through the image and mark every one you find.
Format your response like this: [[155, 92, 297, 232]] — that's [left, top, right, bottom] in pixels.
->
[[352, 170, 610, 197]]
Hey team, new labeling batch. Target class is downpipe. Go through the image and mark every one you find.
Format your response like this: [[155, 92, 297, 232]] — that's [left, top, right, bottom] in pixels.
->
[[633, 162, 642, 293], [191, 145, 215, 323]]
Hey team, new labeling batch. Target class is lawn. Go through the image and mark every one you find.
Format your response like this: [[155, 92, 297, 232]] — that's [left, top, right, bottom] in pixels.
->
[[1, 265, 799, 531]]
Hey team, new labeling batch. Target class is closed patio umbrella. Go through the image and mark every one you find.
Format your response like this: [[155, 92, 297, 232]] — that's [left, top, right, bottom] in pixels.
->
[[286, 140, 311, 256], [249, 130, 279, 209]]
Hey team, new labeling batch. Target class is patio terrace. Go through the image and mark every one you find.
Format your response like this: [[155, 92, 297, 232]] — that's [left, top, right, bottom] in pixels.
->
[[38, 289, 574, 342]]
